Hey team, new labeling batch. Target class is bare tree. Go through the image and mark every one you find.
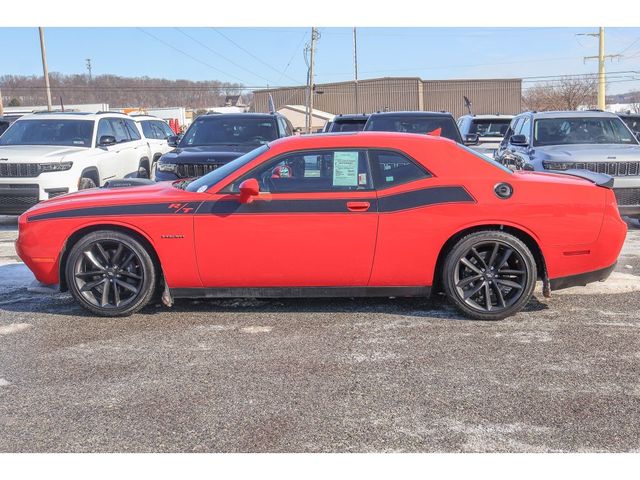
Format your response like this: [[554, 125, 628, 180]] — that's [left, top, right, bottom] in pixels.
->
[[523, 76, 597, 111]]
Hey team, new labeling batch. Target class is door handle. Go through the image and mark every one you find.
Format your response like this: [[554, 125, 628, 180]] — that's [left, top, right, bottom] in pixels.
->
[[346, 201, 370, 212]]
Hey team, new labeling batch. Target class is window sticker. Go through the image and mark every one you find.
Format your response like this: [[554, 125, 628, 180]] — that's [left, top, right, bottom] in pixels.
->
[[332, 151, 359, 186], [358, 173, 367, 185], [385, 176, 394, 183]]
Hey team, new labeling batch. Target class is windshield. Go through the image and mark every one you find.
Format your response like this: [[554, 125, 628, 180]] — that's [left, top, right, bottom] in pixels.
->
[[0, 119, 94, 147], [365, 115, 462, 143], [179, 116, 278, 148], [185, 144, 269, 193], [470, 119, 511, 137], [330, 120, 367, 132], [533, 117, 638, 146]]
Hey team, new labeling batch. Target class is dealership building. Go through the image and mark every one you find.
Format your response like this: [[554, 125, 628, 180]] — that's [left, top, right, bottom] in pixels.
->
[[252, 76, 522, 119]]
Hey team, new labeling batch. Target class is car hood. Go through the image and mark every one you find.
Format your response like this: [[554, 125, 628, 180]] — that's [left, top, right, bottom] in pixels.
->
[[23, 181, 182, 217], [0, 145, 87, 162], [160, 144, 256, 164], [533, 143, 640, 162]]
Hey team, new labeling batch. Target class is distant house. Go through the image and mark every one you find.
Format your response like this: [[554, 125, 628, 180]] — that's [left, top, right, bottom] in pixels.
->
[[224, 95, 247, 108], [277, 105, 334, 131]]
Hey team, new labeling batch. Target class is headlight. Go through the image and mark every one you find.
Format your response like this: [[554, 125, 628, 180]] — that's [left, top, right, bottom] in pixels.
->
[[157, 162, 178, 173], [40, 161, 73, 172], [542, 161, 573, 171]]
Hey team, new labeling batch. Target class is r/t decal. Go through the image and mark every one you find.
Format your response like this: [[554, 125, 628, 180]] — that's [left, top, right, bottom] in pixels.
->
[[168, 203, 195, 213]]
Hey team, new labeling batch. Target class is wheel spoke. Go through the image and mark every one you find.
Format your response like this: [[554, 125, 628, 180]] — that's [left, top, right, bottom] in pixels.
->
[[75, 271, 102, 279], [83, 250, 106, 271], [496, 278, 523, 290], [120, 252, 135, 270], [491, 281, 506, 307], [470, 247, 488, 269], [463, 281, 485, 300], [95, 243, 111, 265], [80, 277, 107, 292], [498, 269, 525, 275], [496, 248, 513, 269], [111, 244, 124, 266], [113, 281, 121, 306], [101, 279, 111, 306], [487, 243, 500, 268], [118, 270, 142, 280], [115, 279, 138, 294], [456, 274, 483, 288], [484, 282, 493, 311], [460, 257, 483, 275]]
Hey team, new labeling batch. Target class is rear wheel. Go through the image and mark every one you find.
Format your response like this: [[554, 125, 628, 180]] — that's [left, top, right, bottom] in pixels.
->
[[78, 177, 97, 190], [137, 164, 150, 179], [442, 231, 536, 320], [65, 230, 156, 316]]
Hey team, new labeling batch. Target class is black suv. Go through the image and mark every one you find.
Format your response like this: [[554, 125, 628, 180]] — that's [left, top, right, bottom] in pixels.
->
[[155, 113, 294, 180], [324, 114, 370, 133], [363, 111, 477, 145]]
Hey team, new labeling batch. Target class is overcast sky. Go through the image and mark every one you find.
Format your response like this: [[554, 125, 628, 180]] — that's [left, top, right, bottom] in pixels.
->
[[2, 27, 640, 95]]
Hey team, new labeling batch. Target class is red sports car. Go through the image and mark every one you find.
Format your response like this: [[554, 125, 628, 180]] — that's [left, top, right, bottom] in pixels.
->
[[16, 132, 627, 320]]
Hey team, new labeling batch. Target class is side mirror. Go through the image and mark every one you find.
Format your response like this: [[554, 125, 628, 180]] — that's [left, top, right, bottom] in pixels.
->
[[464, 133, 479, 146], [167, 135, 179, 147], [99, 135, 116, 147], [239, 178, 260, 203], [509, 134, 528, 147], [523, 163, 535, 171]]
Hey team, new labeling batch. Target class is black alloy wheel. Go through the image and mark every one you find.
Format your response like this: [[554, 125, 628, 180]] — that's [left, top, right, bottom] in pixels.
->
[[443, 231, 536, 320], [66, 230, 156, 316]]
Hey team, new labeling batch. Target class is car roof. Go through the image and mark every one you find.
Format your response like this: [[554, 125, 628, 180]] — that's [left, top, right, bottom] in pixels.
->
[[196, 112, 281, 120], [332, 114, 370, 121], [521, 110, 620, 119], [268, 130, 455, 150], [617, 112, 640, 118], [368, 110, 454, 118], [17, 111, 130, 121], [131, 115, 165, 122], [462, 114, 514, 120]]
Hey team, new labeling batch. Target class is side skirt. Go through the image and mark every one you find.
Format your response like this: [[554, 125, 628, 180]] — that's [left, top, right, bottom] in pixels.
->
[[171, 286, 431, 299]]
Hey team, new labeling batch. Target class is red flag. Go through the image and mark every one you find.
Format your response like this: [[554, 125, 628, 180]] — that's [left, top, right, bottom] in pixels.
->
[[427, 127, 442, 137]]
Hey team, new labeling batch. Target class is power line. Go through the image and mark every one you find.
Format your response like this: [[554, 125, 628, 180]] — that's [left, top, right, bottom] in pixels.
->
[[210, 28, 303, 84], [136, 28, 247, 84], [174, 28, 275, 85]]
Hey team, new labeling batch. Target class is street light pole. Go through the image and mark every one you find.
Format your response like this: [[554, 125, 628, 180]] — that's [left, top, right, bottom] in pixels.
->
[[38, 27, 53, 111], [353, 27, 359, 114]]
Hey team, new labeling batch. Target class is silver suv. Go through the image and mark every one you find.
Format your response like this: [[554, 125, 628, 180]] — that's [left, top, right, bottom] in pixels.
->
[[495, 110, 640, 218]]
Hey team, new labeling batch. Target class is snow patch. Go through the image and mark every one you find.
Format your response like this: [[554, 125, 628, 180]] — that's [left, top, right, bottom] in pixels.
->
[[0, 323, 32, 335], [240, 326, 272, 334]]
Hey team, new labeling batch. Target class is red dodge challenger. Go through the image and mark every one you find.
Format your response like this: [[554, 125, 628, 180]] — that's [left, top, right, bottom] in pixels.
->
[[16, 132, 627, 320]]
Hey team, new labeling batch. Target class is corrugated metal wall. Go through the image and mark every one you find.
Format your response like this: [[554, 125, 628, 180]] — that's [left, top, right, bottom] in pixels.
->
[[422, 79, 522, 118], [253, 77, 521, 117]]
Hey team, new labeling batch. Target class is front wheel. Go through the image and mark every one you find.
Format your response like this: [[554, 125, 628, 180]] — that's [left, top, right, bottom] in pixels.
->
[[442, 231, 537, 320], [65, 230, 157, 316]]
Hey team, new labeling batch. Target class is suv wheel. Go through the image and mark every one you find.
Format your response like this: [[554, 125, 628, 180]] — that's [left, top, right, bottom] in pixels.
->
[[78, 177, 97, 190], [65, 230, 157, 316], [442, 231, 537, 321]]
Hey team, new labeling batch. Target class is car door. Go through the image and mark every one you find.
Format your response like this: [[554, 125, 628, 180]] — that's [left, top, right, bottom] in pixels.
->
[[94, 118, 122, 183], [193, 148, 378, 287], [153, 120, 174, 154], [122, 118, 148, 177]]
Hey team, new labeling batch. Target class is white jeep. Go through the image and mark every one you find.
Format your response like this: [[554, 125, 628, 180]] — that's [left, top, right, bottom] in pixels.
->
[[0, 111, 151, 215], [131, 114, 176, 177]]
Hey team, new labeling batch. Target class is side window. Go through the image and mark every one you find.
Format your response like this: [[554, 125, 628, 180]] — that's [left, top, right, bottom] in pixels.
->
[[157, 121, 174, 138], [369, 150, 430, 189], [518, 117, 531, 143], [124, 119, 141, 140], [502, 117, 521, 146], [96, 119, 115, 143], [230, 149, 371, 193], [108, 118, 130, 143], [140, 121, 155, 139]]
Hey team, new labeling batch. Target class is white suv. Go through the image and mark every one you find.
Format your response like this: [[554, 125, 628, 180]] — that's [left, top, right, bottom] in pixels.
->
[[132, 115, 176, 177], [0, 111, 151, 215]]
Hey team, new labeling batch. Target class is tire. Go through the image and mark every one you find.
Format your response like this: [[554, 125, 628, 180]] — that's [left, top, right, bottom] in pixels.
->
[[137, 164, 150, 179], [65, 230, 157, 317], [442, 231, 537, 321], [78, 177, 97, 190]]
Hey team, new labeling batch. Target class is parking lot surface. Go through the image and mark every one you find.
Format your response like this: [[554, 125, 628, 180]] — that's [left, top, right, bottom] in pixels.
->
[[1, 215, 639, 452]]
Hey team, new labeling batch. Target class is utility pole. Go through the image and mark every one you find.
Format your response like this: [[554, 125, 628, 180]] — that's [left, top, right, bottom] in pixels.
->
[[38, 27, 53, 111], [305, 27, 319, 134], [86, 58, 92, 80], [579, 27, 621, 110], [353, 27, 359, 114]]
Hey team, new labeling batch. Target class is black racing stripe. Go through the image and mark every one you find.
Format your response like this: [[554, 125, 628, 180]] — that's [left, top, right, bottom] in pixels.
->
[[28, 202, 203, 222], [27, 186, 474, 221], [197, 198, 378, 215], [378, 186, 474, 212]]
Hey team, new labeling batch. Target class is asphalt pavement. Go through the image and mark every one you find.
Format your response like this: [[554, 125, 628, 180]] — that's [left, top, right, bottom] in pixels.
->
[[0, 215, 639, 452]]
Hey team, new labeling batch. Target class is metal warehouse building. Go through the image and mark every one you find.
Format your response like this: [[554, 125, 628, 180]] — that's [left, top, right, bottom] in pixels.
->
[[252, 77, 522, 118]]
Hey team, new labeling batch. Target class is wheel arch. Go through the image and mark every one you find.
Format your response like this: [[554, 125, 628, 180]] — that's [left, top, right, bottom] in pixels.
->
[[431, 223, 547, 294], [80, 167, 100, 187], [59, 222, 162, 292]]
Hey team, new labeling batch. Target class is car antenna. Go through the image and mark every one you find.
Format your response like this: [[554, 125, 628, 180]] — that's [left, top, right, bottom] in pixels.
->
[[463, 96, 473, 115]]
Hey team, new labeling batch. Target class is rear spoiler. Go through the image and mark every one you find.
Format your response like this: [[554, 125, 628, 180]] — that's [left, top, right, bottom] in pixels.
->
[[556, 169, 614, 188], [102, 178, 155, 189]]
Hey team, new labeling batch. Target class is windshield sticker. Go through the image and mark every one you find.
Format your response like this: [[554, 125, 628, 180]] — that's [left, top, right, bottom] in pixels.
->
[[333, 151, 359, 186], [358, 173, 367, 185], [197, 185, 208, 193]]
